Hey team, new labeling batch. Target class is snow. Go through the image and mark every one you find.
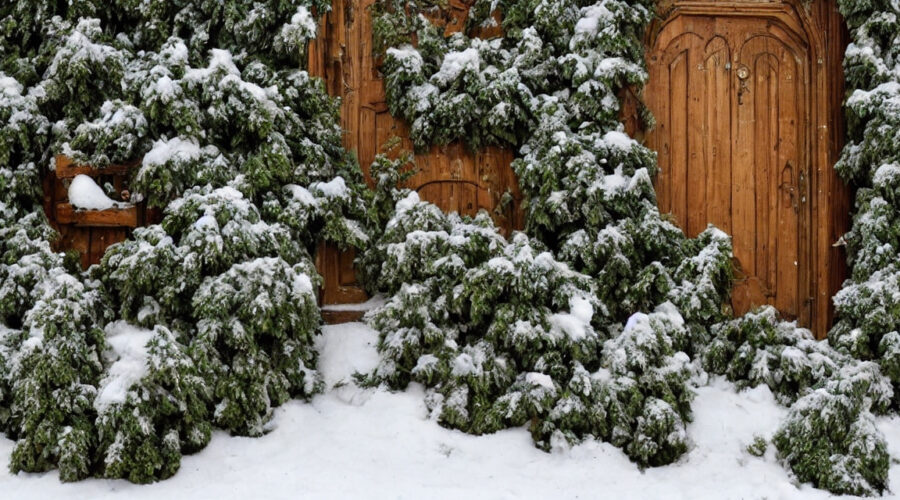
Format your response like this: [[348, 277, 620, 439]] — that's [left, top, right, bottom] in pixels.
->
[[288, 6, 317, 36], [874, 162, 900, 187], [68, 174, 120, 210], [548, 295, 594, 341], [142, 137, 202, 167], [2, 322, 900, 499], [395, 192, 420, 215], [386, 45, 424, 73], [285, 184, 317, 206], [433, 48, 480, 85], [0, 74, 23, 97], [525, 372, 555, 390], [313, 176, 349, 199], [602, 130, 636, 151], [95, 321, 154, 412], [573, 4, 613, 35]]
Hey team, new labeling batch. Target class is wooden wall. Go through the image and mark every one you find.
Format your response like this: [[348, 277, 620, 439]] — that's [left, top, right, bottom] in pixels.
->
[[308, 0, 524, 305], [307, 0, 850, 338], [43, 156, 158, 269], [640, 0, 849, 338]]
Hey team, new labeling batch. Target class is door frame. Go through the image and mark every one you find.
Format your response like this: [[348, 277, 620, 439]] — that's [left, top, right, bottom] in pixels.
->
[[644, 0, 850, 338]]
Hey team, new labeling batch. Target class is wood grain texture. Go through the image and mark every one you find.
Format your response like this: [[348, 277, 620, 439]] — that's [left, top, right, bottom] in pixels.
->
[[43, 156, 152, 269], [308, 0, 524, 305], [55, 203, 138, 228], [645, 0, 849, 338], [55, 154, 137, 178]]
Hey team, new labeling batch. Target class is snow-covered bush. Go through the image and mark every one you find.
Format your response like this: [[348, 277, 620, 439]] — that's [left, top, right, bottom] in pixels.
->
[[708, 307, 895, 494], [831, 1, 900, 369], [702, 307, 847, 405], [537, 307, 693, 466], [773, 365, 892, 496], [65, 100, 148, 168], [191, 257, 321, 436], [362, 194, 694, 466], [374, 0, 652, 152], [365, 0, 732, 471], [6, 270, 110, 481], [369, 0, 732, 329], [95, 322, 211, 483], [101, 184, 324, 437], [102, 185, 309, 326], [0, 0, 368, 483]]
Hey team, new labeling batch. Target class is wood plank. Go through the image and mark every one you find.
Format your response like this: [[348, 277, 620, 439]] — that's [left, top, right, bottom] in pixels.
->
[[55, 203, 138, 227], [55, 155, 136, 178], [669, 46, 689, 226], [686, 30, 706, 237], [321, 309, 366, 324], [704, 36, 733, 235]]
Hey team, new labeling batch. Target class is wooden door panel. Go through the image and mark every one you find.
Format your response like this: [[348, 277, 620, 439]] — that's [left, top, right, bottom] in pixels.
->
[[652, 31, 701, 225], [647, 10, 811, 323], [702, 36, 733, 236], [651, 24, 733, 238], [308, 0, 523, 305], [732, 34, 807, 320]]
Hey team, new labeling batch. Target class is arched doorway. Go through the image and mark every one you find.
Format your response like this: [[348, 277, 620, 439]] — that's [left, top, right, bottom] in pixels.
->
[[307, 0, 523, 309], [644, 0, 850, 338]]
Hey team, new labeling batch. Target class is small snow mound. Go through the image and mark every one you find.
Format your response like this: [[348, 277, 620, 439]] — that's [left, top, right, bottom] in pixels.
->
[[143, 136, 202, 167], [602, 130, 636, 151], [313, 176, 349, 199], [569, 296, 594, 324], [396, 192, 421, 214], [68, 174, 119, 210], [526, 372, 555, 390], [653, 301, 684, 328], [434, 48, 480, 84], [623, 312, 647, 333]]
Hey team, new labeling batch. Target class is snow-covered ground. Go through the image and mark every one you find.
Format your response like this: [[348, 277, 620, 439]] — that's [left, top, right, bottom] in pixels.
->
[[2, 322, 900, 499]]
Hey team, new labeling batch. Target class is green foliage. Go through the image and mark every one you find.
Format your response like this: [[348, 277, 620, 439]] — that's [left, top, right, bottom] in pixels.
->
[[702, 307, 848, 405], [773, 383, 889, 497], [536, 307, 693, 467], [95, 323, 211, 483], [746, 435, 767, 457], [6, 270, 110, 481], [102, 185, 307, 327], [831, 2, 900, 339], [65, 100, 148, 168], [191, 257, 321, 436], [373, 0, 653, 152], [710, 307, 895, 495], [828, 15, 900, 491], [365, 0, 735, 474], [102, 185, 324, 438], [362, 194, 694, 466], [0, 0, 368, 484]]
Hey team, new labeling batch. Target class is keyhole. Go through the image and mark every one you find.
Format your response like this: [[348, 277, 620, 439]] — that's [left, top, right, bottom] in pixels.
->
[[736, 66, 750, 105]]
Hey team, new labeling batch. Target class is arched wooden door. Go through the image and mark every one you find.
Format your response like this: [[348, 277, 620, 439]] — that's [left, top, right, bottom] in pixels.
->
[[357, 0, 522, 231], [644, 0, 849, 337]]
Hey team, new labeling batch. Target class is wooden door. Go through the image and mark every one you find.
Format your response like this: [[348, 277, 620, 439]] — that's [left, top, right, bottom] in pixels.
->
[[308, 0, 523, 306], [646, 6, 818, 324], [355, 0, 522, 231]]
